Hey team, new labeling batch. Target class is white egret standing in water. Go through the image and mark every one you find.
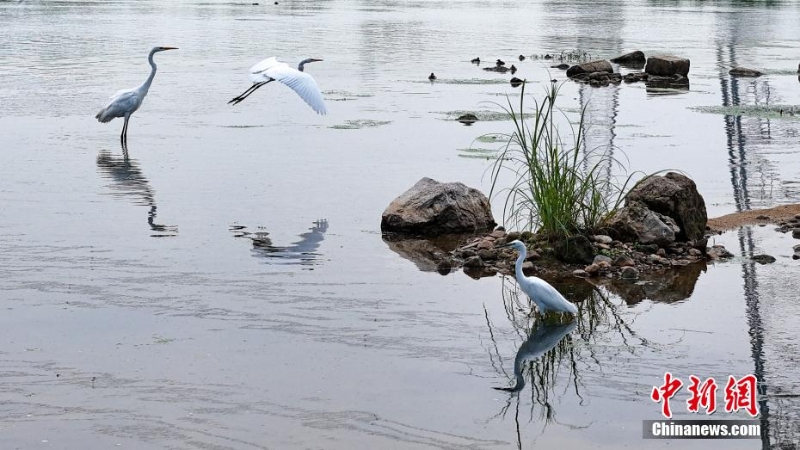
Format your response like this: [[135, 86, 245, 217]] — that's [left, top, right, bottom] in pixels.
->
[[228, 57, 328, 115], [95, 46, 178, 146], [497, 240, 579, 316]]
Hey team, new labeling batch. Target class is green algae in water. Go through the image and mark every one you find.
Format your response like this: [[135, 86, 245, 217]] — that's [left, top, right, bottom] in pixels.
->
[[457, 147, 501, 160], [475, 133, 506, 143], [330, 119, 392, 130], [416, 78, 509, 85], [440, 110, 514, 121], [691, 104, 800, 119], [322, 90, 374, 101]]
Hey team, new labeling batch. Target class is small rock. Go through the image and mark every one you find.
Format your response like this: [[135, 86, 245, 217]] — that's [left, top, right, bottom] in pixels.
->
[[620, 266, 639, 279], [793, 228, 800, 239], [525, 251, 541, 261], [756, 215, 770, 220], [795, 214, 800, 220], [573, 269, 589, 278], [522, 261, 534, 271], [672, 259, 691, 266], [477, 239, 494, 250], [656, 248, 667, 257], [593, 235, 613, 244], [751, 254, 776, 265], [460, 249, 477, 258], [520, 231, 534, 241], [436, 259, 453, 275], [566, 60, 614, 77], [551, 63, 570, 70], [463, 255, 484, 268], [593, 255, 613, 265], [612, 255, 635, 267], [688, 248, 702, 257], [490, 229, 506, 239], [707, 245, 734, 260], [793, 251, 800, 260], [729, 67, 763, 77], [478, 249, 498, 260], [456, 113, 479, 124], [595, 243, 611, 250], [584, 263, 600, 275], [610, 50, 646, 65], [638, 243, 659, 254], [645, 55, 690, 77], [506, 231, 521, 241]]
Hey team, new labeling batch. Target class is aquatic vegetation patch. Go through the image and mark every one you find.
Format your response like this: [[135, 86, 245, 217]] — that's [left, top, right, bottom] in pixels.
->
[[489, 81, 645, 237], [475, 133, 506, 143], [322, 90, 374, 102], [329, 119, 392, 130], [691, 104, 800, 120], [440, 110, 514, 121], [457, 147, 500, 160], [417, 78, 509, 85]]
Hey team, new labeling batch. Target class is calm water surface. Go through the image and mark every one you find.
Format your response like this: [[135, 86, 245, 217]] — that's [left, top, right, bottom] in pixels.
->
[[1, 1, 800, 449]]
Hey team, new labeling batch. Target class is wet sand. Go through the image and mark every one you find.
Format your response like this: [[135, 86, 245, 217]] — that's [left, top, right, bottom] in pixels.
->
[[707, 204, 800, 232]]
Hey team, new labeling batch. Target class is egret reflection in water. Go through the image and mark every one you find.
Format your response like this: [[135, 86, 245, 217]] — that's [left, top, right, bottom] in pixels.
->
[[493, 321, 577, 393], [96, 148, 177, 236], [231, 219, 328, 266]]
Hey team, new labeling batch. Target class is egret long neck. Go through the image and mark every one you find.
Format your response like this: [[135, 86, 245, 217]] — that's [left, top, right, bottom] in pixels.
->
[[140, 49, 158, 93], [514, 245, 527, 281]]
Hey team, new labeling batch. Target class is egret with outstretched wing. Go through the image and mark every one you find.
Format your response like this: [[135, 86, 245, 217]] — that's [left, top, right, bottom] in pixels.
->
[[96, 46, 178, 146], [228, 57, 327, 115]]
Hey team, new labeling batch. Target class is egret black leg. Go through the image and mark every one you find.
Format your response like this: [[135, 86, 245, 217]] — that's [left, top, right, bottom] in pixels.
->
[[228, 81, 271, 105]]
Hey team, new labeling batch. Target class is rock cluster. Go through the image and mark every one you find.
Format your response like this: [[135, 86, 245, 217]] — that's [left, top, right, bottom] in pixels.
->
[[448, 228, 727, 281]]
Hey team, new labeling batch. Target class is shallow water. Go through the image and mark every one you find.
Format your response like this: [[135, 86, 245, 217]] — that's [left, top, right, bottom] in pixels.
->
[[1, 1, 800, 449]]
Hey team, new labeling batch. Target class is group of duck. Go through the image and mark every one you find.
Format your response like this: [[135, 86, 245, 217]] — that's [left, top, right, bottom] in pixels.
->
[[428, 54, 526, 86]]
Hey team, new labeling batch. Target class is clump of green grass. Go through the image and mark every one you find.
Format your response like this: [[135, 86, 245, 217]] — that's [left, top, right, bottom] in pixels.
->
[[489, 81, 639, 238]]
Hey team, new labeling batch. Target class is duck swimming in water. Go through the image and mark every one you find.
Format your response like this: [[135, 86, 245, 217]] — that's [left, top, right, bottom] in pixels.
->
[[496, 59, 505, 66], [510, 64, 517, 74], [471, 57, 480, 64], [518, 55, 526, 61], [428, 72, 437, 81]]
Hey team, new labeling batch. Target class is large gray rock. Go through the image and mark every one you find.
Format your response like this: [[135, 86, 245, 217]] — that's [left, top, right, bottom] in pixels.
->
[[381, 177, 496, 235], [626, 172, 707, 241], [645, 55, 690, 77], [566, 60, 613, 78], [604, 201, 678, 246], [610, 51, 646, 65]]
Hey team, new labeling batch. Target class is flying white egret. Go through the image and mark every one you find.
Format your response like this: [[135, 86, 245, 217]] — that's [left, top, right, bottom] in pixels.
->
[[497, 240, 579, 315], [95, 46, 178, 146], [228, 57, 328, 115]]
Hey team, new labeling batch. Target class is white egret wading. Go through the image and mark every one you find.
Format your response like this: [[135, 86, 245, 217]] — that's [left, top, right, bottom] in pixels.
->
[[95, 46, 178, 146], [497, 240, 579, 315], [228, 57, 328, 115]]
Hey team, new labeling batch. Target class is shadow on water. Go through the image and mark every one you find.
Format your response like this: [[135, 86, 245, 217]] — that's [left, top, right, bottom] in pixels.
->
[[381, 233, 467, 274], [596, 262, 708, 305], [96, 147, 178, 237], [231, 219, 328, 267]]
